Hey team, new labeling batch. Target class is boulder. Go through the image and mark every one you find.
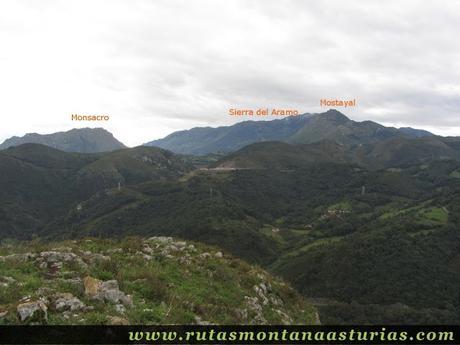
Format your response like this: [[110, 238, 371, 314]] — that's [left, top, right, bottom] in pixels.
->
[[100, 281, 133, 306], [83, 277, 133, 306], [101, 280, 119, 290], [83, 276, 102, 297], [17, 300, 48, 323], [53, 293, 85, 312], [108, 316, 129, 325], [136, 251, 153, 261], [199, 252, 211, 259], [115, 304, 126, 314], [142, 247, 154, 255], [86, 253, 111, 264], [37, 251, 87, 269], [175, 241, 187, 249]]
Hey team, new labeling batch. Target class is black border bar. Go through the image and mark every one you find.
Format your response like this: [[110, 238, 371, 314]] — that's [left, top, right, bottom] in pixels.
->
[[0, 325, 459, 344]]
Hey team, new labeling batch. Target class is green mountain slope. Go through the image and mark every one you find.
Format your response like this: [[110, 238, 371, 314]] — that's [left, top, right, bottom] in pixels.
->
[[145, 115, 310, 155], [0, 144, 193, 238], [212, 141, 351, 170], [213, 136, 460, 170]]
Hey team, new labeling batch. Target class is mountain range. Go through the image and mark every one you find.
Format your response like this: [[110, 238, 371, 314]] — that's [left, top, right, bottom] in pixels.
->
[[2, 110, 460, 325], [145, 109, 434, 155], [0, 110, 435, 156]]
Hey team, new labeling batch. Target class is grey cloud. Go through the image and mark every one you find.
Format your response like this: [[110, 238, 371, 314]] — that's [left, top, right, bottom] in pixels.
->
[[0, 0, 459, 146]]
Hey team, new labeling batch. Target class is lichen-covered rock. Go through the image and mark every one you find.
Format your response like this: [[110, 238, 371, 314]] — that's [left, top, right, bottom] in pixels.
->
[[253, 284, 269, 305], [141, 245, 154, 255], [136, 251, 153, 261], [83, 277, 132, 306], [100, 281, 133, 306], [17, 300, 48, 323], [175, 241, 187, 249], [84, 252, 111, 264], [1, 253, 36, 263], [244, 296, 266, 324], [199, 252, 211, 259], [115, 304, 126, 314], [37, 251, 88, 269], [83, 276, 101, 297], [53, 293, 85, 312]]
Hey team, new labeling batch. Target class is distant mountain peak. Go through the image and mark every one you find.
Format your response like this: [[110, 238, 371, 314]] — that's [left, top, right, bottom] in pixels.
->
[[316, 109, 350, 124], [0, 127, 126, 153]]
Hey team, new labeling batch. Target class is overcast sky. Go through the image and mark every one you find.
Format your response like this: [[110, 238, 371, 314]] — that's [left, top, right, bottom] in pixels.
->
[[0, 0, 459, 146]]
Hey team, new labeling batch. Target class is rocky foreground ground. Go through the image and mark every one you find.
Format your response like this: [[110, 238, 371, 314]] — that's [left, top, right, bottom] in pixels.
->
[[0, 236, 318, 325]]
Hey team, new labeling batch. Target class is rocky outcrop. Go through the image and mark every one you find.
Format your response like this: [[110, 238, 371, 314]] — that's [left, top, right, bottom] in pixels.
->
[[36, 251, 88, 269], [0, 237, 317, 325]]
